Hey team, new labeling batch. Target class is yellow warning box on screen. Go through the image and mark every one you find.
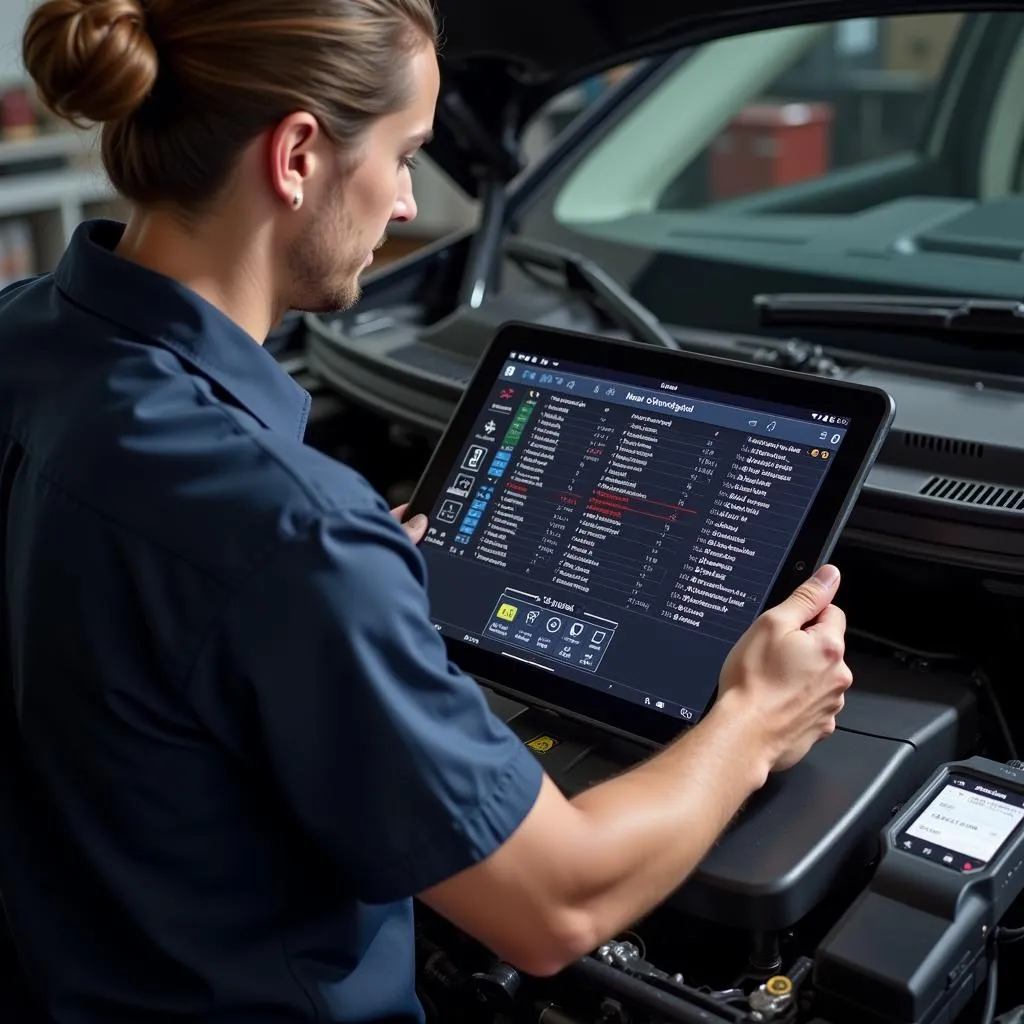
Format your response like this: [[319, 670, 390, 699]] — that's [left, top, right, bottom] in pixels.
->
[[496, 603, 518, 622]]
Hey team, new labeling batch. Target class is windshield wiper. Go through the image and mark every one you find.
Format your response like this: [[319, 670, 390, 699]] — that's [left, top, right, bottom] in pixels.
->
[[504, 236, 680, 350], [755, 293, 1024, 346]]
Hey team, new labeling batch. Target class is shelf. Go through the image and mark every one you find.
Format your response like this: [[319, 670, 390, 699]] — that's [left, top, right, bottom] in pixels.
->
[[0, 130, 97, 167], [0, 167, 112, 217]]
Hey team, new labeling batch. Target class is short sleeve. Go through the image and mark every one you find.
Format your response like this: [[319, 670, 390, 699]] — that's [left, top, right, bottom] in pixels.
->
[[206, 504, 544, 905]]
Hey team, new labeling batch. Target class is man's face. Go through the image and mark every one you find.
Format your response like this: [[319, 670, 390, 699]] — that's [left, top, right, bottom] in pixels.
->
[[288, 44, 440, 314]]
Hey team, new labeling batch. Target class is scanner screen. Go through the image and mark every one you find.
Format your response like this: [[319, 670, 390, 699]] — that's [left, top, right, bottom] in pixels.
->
[[903, 776, 1024, 870]]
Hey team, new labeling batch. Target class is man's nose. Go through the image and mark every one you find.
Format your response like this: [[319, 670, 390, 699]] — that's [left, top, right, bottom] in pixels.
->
[[393, 188, 417, 223]]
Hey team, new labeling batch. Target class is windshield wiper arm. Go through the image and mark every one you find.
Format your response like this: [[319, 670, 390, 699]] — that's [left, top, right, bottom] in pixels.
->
[[504, 236, 680, 350], [755, 293, 1024, 345]]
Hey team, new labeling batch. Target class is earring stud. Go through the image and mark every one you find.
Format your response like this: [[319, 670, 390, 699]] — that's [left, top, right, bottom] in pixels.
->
[[292, 190, 303, 209]]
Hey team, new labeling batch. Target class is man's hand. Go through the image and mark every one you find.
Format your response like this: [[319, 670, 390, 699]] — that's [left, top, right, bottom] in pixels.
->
[[391, 504, 428, 545], [717, 563, 852, 773]]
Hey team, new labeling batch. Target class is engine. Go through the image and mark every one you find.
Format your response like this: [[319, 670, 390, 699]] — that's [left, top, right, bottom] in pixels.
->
[[416, 912, 822, 1024], [412, 642, 1024, 1024]]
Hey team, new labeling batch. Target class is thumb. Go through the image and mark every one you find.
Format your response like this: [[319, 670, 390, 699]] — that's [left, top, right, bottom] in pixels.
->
[[774, 564, 840, 626], [402, 514, 429, 545]]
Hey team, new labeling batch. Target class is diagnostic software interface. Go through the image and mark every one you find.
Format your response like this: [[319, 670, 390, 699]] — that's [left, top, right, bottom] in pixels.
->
[[901, 776, 1024, 873], [420, 350, 850, 724]]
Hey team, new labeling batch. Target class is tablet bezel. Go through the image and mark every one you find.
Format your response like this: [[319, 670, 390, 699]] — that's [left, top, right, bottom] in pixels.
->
[[405, 322, 895, 747]]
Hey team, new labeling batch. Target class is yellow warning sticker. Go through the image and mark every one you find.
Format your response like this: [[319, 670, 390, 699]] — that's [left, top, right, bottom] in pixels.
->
[[496, 603, 518, 622], [525, 735, 559, 754]]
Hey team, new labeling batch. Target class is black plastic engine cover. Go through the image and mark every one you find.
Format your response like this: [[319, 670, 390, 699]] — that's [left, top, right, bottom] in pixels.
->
[[482, 650, 977, 931]]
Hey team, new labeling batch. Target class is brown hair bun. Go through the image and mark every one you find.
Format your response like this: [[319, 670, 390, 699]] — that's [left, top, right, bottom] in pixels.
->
[[23, 0, 158, 126]]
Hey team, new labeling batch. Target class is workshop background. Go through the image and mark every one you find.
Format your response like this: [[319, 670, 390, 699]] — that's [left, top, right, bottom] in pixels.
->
[[0, 3, 959, 289]]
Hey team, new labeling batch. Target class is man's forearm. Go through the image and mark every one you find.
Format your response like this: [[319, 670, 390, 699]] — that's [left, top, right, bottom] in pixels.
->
[[415, 692, 775, 978], [562, 692, 771, 945]]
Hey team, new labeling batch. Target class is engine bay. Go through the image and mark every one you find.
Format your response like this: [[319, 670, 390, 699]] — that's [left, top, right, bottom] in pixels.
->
[[406, 647, 1023, 1024]]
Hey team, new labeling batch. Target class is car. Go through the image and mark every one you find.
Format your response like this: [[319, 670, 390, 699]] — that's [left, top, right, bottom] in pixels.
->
[[303, 0, 1024, 581], [293, 3, 1024, 1021]]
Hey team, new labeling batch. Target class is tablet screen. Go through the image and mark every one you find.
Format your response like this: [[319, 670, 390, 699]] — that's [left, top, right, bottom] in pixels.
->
[[418, 347, 855, 730]]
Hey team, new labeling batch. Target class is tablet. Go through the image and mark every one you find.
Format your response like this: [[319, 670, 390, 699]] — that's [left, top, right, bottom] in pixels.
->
[[406, 323, 895, 747]]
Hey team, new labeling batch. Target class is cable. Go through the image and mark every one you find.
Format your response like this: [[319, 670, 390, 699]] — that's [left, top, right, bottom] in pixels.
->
[[978, 667, 1019, 761], [981, 947, 999, 1024], [568, 957, 742, 1024], [845, 628, 1019, 761], [846, 626, 962, 665]]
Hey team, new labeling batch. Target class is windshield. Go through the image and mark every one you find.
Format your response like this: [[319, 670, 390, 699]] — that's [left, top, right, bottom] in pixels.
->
[[518, 12, 1024, 346]]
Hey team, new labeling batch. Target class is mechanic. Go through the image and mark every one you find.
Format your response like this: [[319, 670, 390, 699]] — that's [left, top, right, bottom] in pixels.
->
[[0, 0, 852, 1021]]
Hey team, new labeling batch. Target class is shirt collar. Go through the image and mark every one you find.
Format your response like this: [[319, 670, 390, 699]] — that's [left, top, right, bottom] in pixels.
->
[[55, 220, 310, 440]]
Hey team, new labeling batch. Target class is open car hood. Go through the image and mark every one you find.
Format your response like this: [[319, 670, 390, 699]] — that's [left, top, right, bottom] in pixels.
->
[[430, 0, 1008, 194]]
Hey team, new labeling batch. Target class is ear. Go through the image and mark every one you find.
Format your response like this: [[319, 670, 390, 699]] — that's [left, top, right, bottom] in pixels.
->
[[267, 112, 321, 209]]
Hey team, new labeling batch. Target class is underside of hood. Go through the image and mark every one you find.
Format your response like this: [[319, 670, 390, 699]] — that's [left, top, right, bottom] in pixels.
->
[[428, 0, 1011, 193]]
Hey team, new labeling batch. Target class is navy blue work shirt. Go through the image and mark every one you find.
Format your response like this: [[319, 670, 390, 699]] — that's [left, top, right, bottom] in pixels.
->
[[0, 220, 543, 1023]]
